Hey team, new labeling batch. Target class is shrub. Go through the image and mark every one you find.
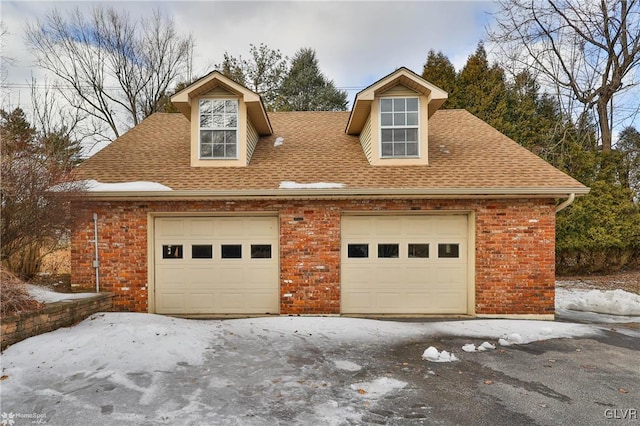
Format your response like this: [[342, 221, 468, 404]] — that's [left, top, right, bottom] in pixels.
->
[[0, 267, 43, 317]]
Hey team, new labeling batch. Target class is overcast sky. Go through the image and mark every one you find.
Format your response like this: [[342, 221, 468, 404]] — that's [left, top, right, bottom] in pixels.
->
[[1, 0, 496, 108]]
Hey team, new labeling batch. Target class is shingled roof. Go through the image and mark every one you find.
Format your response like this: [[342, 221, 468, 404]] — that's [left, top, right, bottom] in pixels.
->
[[74, 109, 588, 198]]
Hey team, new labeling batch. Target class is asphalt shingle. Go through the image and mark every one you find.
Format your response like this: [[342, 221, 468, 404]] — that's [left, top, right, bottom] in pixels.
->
[[75, 109, 587, 193]]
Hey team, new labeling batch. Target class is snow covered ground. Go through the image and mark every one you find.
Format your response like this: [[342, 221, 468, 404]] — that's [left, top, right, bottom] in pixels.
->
[[26, 284, 98, 304], [555, 286, 640, 323], [1, 285, 638, 424], [1, 314, 602, 425]]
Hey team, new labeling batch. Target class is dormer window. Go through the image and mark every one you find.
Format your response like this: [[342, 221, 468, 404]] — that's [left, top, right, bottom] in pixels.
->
[[380, 97, 419, 157], [199, 99, 238, 159]]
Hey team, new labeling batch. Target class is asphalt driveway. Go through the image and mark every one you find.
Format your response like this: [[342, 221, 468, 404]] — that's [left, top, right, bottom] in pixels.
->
[[1, 316, 639, 425]]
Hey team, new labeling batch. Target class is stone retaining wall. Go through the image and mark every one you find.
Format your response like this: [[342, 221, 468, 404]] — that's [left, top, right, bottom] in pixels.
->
[[1, 293, 113, 351]]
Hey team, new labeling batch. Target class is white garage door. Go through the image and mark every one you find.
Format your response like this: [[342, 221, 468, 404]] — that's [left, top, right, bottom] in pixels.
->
[[154, 216, 279, 314], [341, 215, 469, 314]]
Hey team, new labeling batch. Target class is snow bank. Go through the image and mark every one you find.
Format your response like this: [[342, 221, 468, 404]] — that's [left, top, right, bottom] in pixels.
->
[[2, 313, 219, 374], [26, 284, 97, 303], [556, 288, 640, 316], [279, 181, 345, 189]]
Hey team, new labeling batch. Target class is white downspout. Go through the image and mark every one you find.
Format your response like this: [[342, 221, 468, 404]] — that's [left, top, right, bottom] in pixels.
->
[[555, 193, 576, 213], [93, 213, 100, 292]]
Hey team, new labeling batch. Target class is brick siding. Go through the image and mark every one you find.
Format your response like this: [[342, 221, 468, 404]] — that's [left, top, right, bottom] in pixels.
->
[[70, 198, 556, 315]]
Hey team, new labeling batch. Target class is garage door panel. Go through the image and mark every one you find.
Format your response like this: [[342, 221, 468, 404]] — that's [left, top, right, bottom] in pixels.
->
[[189, 267, 216, 284], [374, 266, 405, 284], [216, 218, 245, 237], [342, 215, 469, 314], [217, 293, 244, 311], [245, 293, 279, 310], [376, 292, 405, 309], [189, 294, 216, 310], [342, 292, 372, 310], [434, 267, 467, 285], [246, 267, 278, 285], [404, 293, 435, 309], [246, 218, 278, 236], [404, 217, 435, 235], [375, 217, 403, 235], [188, 218, 214, 237], [157, 294, 186, 312], [157, 218, 185, 237], [342, 266, 373, 285], [154, 216, 279, 315]]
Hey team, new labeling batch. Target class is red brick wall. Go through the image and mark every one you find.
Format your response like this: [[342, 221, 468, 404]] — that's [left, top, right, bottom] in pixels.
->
[[70, 198, 556, 315]]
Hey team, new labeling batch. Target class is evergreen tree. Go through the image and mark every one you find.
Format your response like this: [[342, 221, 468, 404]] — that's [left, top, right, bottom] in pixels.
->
[[617, 126, 640, 197], [455, 43, 509, 132], [274, 48, 348, 111], [421, 50, 457, 105]]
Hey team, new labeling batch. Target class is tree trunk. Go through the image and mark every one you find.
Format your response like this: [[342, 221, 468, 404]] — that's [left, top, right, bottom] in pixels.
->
[[596, 100, 612, 152]]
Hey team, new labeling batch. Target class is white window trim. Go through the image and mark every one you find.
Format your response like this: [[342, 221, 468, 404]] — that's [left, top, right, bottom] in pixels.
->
[[379, 96, 420, 159], [198, 98, 239, 160]]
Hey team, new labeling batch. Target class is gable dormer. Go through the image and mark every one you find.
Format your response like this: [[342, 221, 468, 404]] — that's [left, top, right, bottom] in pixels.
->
[[345, 67, 447, 166], [171, 71, 272, 167]]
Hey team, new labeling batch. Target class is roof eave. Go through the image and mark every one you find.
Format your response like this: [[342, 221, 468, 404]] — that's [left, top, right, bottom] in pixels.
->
[[71, 187, 590, 201], [170, 71, 272, 135], [346, 67, 448, 134]]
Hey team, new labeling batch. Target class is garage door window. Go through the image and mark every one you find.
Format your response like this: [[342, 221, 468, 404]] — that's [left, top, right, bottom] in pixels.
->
[[221, 244, 242, 259], [348, 244, 369, 258], [378, 243, 399, 258], [251, 244, 272, 259], [192, 244, 213, 259], [408, 243, 429, 258], [438, 243, 459, 258], [163, 245, 183, 259]]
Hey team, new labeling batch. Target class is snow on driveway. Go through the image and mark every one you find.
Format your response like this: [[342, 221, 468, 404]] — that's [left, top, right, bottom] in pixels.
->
[[1, 315, 600, 425], [2, 286, 639, 424]]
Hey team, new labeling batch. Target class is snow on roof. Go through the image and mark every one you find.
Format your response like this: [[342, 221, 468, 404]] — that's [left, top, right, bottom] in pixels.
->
[[82, 179, 172, 191], [279, 181, 346, 189], [50, 179, 172, 192]]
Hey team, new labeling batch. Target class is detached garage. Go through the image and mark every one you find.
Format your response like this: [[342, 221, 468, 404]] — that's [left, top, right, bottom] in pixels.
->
[[69, 68, 589, 318]]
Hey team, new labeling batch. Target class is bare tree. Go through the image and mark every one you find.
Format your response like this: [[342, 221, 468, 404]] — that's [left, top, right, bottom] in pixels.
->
[[1, 108, 83, 279], [25, 6, 193, 142], [1, 21, 14, 94], [216, 43, 289, 110], [488, 0, 640, 152]]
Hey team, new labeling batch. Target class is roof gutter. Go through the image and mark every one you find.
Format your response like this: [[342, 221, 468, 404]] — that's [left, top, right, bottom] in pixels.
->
[[68, 187, 590, 201], [555, 193, 576, 213]]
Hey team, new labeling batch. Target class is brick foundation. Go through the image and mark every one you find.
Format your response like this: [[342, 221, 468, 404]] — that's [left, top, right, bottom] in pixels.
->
[[70, 198, 556, 315]]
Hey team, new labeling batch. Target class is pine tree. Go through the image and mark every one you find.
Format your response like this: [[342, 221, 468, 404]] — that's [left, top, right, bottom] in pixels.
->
[[274, 48, 347, 111], [421, 50, 457, 107], [455, 43, 509, 131]]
